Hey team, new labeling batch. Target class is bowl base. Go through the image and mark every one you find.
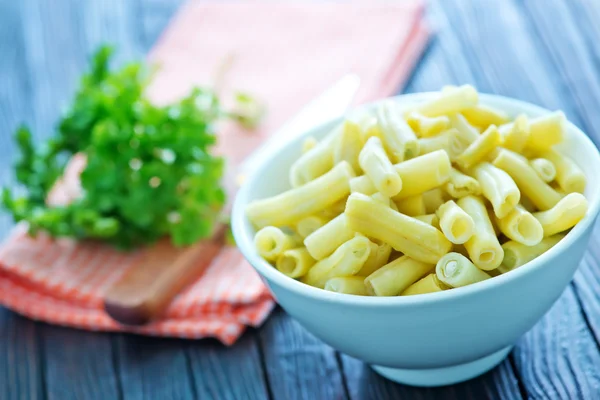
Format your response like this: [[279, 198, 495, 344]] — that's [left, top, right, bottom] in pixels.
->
[[371, 345, 512, 387]]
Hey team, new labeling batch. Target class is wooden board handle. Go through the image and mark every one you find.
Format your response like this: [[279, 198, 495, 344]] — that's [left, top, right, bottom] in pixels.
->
[[103, 226, 226, 325]]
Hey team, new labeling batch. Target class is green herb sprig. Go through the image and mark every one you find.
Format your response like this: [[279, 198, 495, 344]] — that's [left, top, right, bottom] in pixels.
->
[[2, 46, 247, 249]]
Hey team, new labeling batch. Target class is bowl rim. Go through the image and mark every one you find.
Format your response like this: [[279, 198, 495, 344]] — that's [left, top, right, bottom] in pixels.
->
[[232, 92, 600, 307]]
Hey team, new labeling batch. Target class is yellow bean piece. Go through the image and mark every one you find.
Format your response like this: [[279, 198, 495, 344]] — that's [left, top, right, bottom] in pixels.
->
[[497, 205, 543, 246], [408, 85, 479, 118], [499, 114, 529, 153], [254, 226, 298, 261], [436, 200, 475, 244], [533, 193, 588, 237], [246, 161, 355, 228], [376, 103, 419, 162], [462, 105, 510, 128], [365, 256, 434, 296], [393, 150, 452, 199], [371, 193, 397, 211], [406, 112, 451, 138], [320, 200, 347, 219], [358, 242, 393, 276], [289, 127, 338, 187], [448, 113, 480, 145], [417, 129, 464, 157], [334, 121, 364, 173], [436, 252, 491, 287], [359, 136, 403, 197], [349, 175, 377, 195], [529, 158, 556, 183], [519, 196, 537, 213], [445, 168, 481, 199], [527, 111, 566, 152], [414, 214, 440, 228], [396, 194, 427, 217], [493, 149, 562, 211], [345, 193, 452, 264], [304, 214, 355, 260], [499, 234, 565, 273], [303, 235, 371, 288], [456, 125, 502, 170], [401, 274, 448, 296], [422, 188, 447, 214], [542, 150, 586, 194], [356, 115, 382, 143], [457, 196, 504, 270], [296, 215, 330, 239], [302, 136, 318, 154], [324, 276, 368, 296], [473, 162, 520, 219], [276, 248, 316, 278]]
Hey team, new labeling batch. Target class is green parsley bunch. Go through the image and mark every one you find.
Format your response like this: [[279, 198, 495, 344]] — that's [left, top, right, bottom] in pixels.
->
[[2, 46, 231, 249]]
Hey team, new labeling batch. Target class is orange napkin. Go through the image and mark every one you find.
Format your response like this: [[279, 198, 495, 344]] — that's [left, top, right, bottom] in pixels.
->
[[0, 1, 429, 344]]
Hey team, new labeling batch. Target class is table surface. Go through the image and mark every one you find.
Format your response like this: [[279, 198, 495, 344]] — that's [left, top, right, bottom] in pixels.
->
[[2, 0, 600, 399]]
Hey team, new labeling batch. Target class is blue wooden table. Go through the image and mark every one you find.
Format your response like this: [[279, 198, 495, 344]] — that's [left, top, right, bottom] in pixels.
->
[[2, 0, 600, 398]]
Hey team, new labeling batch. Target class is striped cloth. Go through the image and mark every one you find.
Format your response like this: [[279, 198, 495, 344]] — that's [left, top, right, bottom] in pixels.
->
[[0, 1, 428, 344], [0, 226, 273, 344]]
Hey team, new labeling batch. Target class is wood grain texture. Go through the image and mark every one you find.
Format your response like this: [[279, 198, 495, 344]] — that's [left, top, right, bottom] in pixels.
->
[[2, 0, 600, 398], [341, 355, 522, 400], [0, 3, 45, 398], [522, 0, 600, 143], [521, 0, 600, 379], [512, 288, 600, 399], [0, 313, 44, 400], [0, 0, 27, 238], [41, 325, 121, 400], [573, 242, 600, 348], [185, 331, 270, 400], [103, 227, 226, 325], [136, 0, 186, 50], [115, 333, 196, 400], [438, 0, 600, 398], [258, 308, 348, 400]]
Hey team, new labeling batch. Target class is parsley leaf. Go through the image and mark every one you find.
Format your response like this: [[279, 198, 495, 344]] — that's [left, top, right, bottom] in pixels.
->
[[2, 45, 231, 249]]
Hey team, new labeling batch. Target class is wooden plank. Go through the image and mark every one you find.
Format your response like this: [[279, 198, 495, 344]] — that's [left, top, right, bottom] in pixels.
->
[[521, 0, 600, 347], [136, 0, 186, 50], [564, 0, 600, 81], [573, 247, 600, 346], [512, 288, 600, 398], [16, 0, 148, 142], [438, 0, 600, 397], [436, 0, 563, 108], [521, 0, 600, 143], [78, 0, 145, 62], [115, 333, 196, 400], [404, 5, 477, 92], [341, 354, 522, 400], [185, 331, 270, 400], [0, 311, 44, 400], [0, 0, 30, 237], [18, 0, 88, 139], [0, 2, 47, 399], [258, 308, 348, 400], [42, 325, 121, 400]]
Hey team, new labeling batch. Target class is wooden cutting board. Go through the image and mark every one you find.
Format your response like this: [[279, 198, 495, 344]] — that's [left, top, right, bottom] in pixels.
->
[[103, 225, 226, 325]]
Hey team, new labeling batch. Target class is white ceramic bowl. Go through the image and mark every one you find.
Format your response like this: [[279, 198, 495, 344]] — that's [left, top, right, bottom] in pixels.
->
[[232, 93, 600, 387]]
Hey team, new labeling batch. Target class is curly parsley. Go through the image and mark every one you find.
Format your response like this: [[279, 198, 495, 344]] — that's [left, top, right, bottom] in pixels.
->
[[2, 46, 244, 249]]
